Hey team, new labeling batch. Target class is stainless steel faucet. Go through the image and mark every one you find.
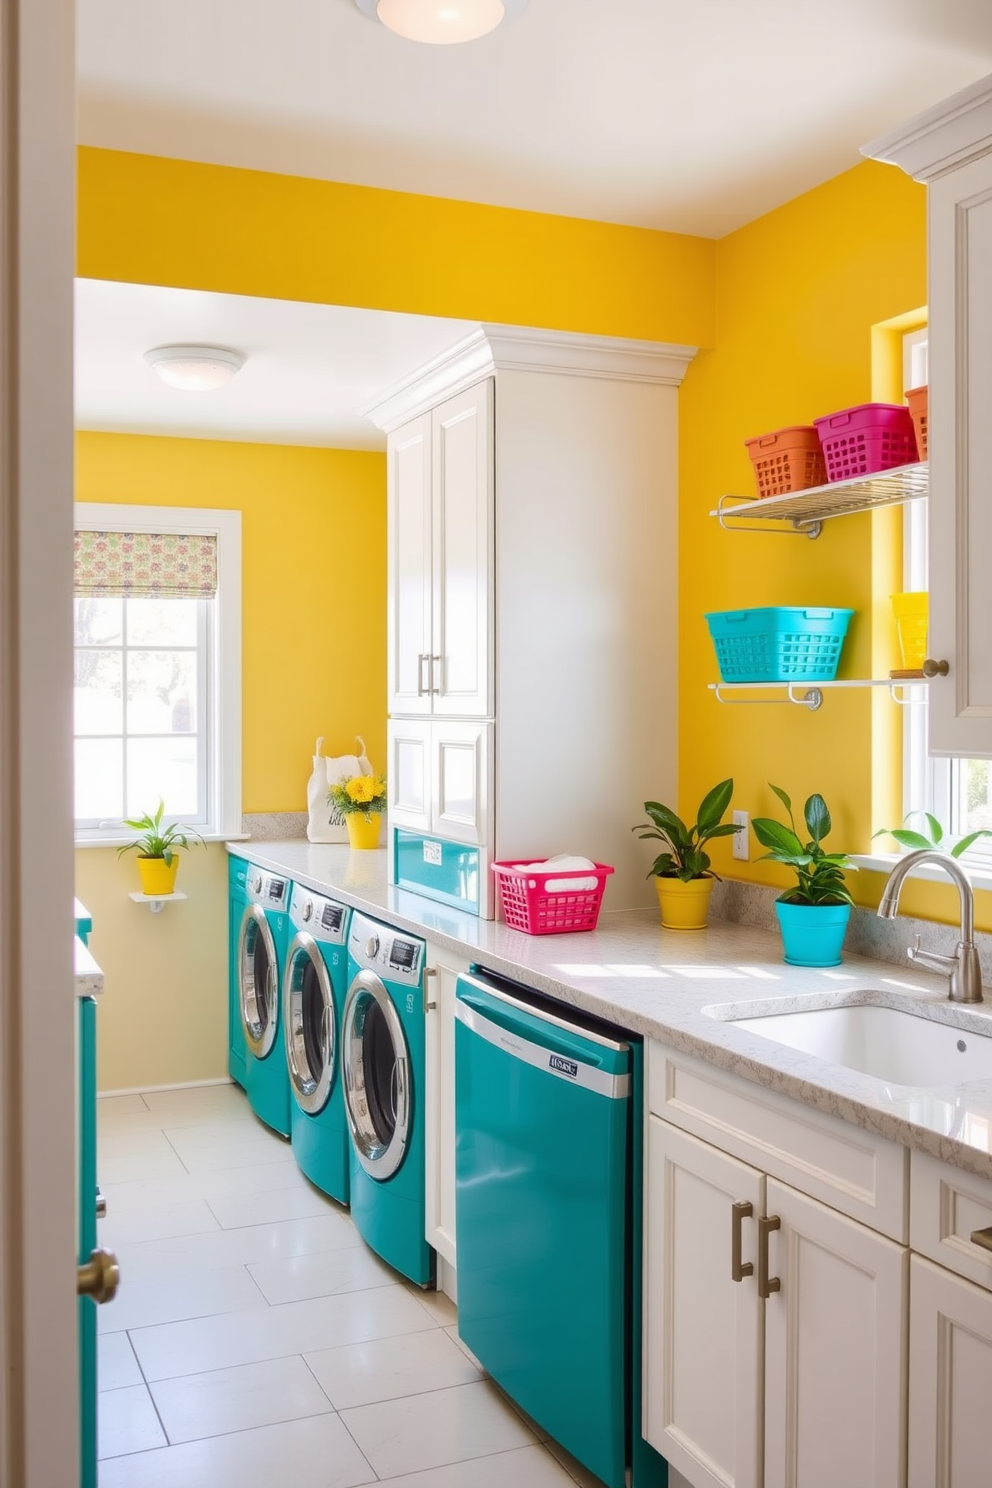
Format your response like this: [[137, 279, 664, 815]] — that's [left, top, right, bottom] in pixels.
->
[[877, 850, 984, 1003]]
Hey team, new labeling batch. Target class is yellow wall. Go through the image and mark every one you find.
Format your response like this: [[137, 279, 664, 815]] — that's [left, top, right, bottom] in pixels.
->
[[75, 432, 385, 1089]]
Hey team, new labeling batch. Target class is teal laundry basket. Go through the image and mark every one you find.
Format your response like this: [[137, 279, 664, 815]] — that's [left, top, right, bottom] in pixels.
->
[[705, 606, 854, 683]]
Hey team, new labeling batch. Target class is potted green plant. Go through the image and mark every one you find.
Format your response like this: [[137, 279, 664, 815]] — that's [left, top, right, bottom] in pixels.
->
[[632, 778, 735, 929], [873, 810, 992, 859], [328, 773, 388, 850], [117, 800, 202, 895], [751, 785, 855, 966]]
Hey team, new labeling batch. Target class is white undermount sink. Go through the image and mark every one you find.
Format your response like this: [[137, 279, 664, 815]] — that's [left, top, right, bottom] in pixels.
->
[[727, 1001, 992, 1087]]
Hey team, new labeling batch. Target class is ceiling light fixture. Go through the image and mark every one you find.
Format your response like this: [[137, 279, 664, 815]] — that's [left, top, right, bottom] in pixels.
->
[[355, 0, 527, 45], [144, 345, 246, 392]]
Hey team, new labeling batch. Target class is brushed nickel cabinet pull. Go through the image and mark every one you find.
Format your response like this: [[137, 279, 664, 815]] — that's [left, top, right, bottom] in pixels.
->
[[424, 965, 438, 1013], [417, 653, 430, 696], [731, 1200, 754, 1283], [970, 1225, 992, 1253], [758, 1214, 781, 1299], [431, 654, 443, 694]]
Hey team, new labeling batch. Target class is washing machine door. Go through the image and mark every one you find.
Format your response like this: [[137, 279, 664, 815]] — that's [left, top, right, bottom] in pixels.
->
[[239, 905, 279, 1059], [284, 933, 335, 1115], [342, 970, 410, 1181]]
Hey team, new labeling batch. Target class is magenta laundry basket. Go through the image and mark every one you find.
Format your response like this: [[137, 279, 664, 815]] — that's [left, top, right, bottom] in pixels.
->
[[813, 403, 918, 482]]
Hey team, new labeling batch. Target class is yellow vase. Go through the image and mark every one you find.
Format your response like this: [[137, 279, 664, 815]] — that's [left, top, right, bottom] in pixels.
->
[[136, 855, 179, 896], [655, 876, 713, 930], [346, 812, 381, 850]]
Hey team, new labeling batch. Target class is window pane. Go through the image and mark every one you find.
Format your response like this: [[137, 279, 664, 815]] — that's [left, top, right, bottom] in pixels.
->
[[75, 738, 124, 821], [126, 737, 198, 818], [126, 651, 197, 735], [74, 596, 123, 647], [960, 760, 992, 833], [127, 597, 198, 647], [74, 650, 123, 735]]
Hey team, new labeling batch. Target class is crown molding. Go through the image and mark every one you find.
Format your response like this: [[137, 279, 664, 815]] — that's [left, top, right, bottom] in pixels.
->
[[360, 324, 697, 432], [862, 72, 992, 182]]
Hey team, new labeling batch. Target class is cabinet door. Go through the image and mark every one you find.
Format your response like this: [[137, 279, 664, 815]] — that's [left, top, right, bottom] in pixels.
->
[[388, 719, 432, 834], [431, 380, 494, 718], [908, 1254, 992, 1488], [388, 411, 433, 716], [424, 939, 471, 1273], [763, 1178, 907, 1488], [927, 150, 992, 757], [431, 720, 492, 847], [644, 1118, 764, 1488]]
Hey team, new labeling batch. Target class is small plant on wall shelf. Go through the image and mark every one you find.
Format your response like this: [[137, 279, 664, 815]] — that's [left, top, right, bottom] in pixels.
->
[[751, 784, 855, 967], [117, 800, 202, 896]]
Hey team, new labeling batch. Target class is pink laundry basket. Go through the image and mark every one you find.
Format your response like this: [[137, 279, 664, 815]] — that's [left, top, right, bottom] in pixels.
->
[[813, 403, 918, 482]]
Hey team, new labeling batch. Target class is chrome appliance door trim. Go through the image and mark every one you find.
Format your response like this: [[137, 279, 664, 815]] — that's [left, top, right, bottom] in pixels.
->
[[454, 997, 631, 1099], [239, 904, 279, 1058], [342, 969, 410, 1181], [284, 932, 335, 1115]]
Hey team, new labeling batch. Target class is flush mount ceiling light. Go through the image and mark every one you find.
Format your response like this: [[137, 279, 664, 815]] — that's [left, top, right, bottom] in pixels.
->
[[144, 345, 246, 392], [355, 0, 527, 45]]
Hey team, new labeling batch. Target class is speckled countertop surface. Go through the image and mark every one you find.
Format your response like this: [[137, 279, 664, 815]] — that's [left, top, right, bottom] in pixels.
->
[[229, 841, 992, 1181], [75, 936, 104, 997]]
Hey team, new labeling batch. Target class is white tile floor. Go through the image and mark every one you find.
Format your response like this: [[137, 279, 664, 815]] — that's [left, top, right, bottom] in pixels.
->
[[95, 1082, 605, 1488]]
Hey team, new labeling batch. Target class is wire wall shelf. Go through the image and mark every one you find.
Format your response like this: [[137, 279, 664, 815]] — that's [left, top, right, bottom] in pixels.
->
[[712, 461, 929, 539], [708, 678, 930, 712]]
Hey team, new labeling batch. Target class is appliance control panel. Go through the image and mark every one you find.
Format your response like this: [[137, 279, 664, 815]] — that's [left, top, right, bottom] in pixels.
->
[[348, 910, 423, 984], [288, 882, 348, 943], [246, 871, 289, 909]]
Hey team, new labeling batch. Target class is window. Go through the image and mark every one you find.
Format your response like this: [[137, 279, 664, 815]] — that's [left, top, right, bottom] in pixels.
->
[[73, 505, 241, 843], [901, 336, 992, 872]]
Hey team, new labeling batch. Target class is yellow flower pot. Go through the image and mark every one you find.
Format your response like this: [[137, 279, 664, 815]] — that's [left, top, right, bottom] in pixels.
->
[[655, 876, 713, 930], [346, 812, 381, 850], [136, 855, 180, 896]]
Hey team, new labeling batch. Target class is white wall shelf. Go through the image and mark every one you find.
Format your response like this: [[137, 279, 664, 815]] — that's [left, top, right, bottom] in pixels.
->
[[128, 890, 188, 915], [711, 460, 928, 539], [709, 678, 930, 711]]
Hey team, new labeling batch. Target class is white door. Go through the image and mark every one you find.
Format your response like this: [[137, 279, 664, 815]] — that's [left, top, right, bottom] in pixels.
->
[[388, 719, 432, 834], [763, 1178, 907, 1488], [908, 1254, 992, 1488], [643, 1119, 765, 1488], [387, 411, 433, 717], [424, 939, 471, 1274], [431, 380, 494, 719], [432, 720, 492, 847], [927, 147, 992, 757]]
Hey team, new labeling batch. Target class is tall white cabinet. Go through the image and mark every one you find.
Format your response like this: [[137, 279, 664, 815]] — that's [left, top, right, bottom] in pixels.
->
[[865, 74, 992, 757], [366, 324, 695, 915]]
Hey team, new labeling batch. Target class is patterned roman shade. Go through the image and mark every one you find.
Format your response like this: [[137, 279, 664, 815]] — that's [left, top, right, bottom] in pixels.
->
[[74, 530, 218, 599]]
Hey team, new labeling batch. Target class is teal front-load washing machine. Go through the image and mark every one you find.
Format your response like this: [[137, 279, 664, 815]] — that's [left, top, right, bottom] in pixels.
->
[[238, 866, 293, 1137], [342, 910, 434, 1287], [455, 969, 667, 1488], [228, 855, 249, 1088], [283, 883, 351, 1203]]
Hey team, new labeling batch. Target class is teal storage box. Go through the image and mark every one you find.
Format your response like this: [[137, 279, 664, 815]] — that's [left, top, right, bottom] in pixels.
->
[[705, 605, 853, 683]]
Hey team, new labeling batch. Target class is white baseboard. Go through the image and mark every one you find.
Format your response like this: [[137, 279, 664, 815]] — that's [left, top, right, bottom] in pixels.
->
[[97, 1076, 235, 1098]]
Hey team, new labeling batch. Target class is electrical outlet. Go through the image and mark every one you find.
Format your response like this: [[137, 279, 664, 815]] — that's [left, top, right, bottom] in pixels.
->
[[732, 810, 750, 861]]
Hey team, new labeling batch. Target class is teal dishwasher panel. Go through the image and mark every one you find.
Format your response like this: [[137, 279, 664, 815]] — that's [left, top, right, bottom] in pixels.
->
[[455, 974, 648, 1488], [78, 994, 98, 1488]]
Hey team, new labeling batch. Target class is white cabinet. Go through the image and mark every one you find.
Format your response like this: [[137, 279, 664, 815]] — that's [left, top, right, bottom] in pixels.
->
[[645, 1114, 907, 1488], [387, 382, 494, 721], [388, 718, 491, 847], [423, 935, 471, 1291], [865, 75, 992, 757], [908, 1255, 992, 1488]]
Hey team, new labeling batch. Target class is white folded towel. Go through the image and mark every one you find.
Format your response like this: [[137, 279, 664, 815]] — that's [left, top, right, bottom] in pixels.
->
[[515, 854, 599, 893]]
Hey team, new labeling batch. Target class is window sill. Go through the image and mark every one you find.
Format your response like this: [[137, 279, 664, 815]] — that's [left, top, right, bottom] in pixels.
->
[[75, 831, 250, 850], [850, 852, 992, 895]]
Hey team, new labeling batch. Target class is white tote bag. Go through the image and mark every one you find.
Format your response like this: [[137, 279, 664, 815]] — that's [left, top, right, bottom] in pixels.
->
[[306, 735, 373, 843]]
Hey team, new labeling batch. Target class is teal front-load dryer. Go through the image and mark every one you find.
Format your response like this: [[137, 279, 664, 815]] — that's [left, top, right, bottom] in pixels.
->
[[342, 910, 434, 1287], [283, 883, 350, 1203], [228, 855, 249, 1089], [455, 969, 667, 1488], [238, 865, 293, 1137]]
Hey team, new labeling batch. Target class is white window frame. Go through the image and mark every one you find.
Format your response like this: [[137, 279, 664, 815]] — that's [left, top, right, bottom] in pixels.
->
[[73, 503, 242, 846]]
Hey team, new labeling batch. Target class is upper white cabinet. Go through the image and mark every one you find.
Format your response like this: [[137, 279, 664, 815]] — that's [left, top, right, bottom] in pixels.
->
[[865, 74, 992, 757]]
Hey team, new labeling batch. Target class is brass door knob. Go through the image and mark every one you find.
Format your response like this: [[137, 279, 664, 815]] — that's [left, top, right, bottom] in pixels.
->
[[922, 658, 950, 678], [77, 1247, 120, 1304]]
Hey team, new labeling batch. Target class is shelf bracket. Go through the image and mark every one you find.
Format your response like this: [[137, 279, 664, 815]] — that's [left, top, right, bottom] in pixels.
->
[[712, 684, 823, 711], [716, 495, 822, 540]]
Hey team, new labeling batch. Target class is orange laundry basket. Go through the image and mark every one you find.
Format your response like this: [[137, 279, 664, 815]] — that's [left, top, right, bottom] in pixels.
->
[[744, 426, 826, 499], [905, 386, 928, 461]]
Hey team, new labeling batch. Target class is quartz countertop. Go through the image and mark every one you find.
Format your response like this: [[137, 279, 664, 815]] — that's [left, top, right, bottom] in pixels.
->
[[229, 840, 992, 1180], [75, 935, 103, 997]]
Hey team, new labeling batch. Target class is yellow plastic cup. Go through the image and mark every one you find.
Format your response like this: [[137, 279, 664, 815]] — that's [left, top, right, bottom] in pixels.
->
[[890, 592, 928, 670]]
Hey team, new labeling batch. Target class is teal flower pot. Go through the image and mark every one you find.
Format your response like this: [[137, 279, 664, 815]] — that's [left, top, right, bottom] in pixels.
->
[[775, 900, 851, 968]]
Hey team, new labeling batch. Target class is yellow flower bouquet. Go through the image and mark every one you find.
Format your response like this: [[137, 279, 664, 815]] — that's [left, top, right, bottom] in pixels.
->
[[328, 773, 387, 822]]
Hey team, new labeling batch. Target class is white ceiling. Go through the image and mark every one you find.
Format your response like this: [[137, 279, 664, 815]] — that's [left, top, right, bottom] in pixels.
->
[[77, 0, 992, 237], [74, 279, 476, 447]]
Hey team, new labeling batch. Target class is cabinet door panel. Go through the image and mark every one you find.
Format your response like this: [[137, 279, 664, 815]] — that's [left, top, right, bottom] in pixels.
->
[[424, 941, 471, 1268], [431, 380, 494, 718], [764, 1178, 907, 1488], [388, 412, 433, 716], [928, 153, 992, 757], [909, 1255, 992, 1488], [388, 719, 431, 833], [432, 720, 491, 847], [644, 1118, 764, 1488]]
